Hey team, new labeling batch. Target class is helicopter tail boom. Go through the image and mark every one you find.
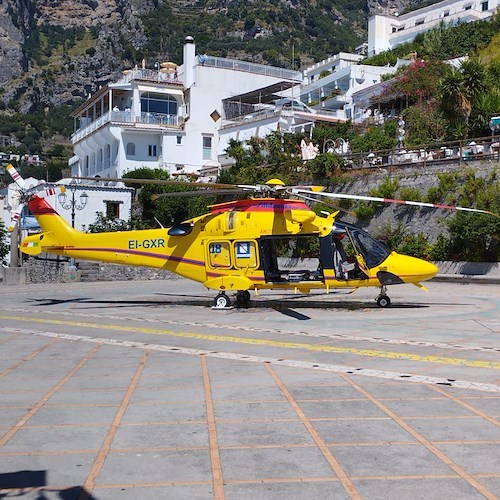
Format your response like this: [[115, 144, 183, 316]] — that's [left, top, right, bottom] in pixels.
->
[[19, 196, 79, 256]]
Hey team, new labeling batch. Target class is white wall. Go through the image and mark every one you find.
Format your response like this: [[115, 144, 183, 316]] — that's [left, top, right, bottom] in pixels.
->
[[368, 0, 499, 55]]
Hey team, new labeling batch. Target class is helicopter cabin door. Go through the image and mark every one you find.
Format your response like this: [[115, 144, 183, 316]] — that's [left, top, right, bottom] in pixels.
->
[[258, 235, 324, 284]]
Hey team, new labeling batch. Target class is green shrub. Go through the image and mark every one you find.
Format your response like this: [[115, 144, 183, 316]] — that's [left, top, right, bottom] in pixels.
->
[[375, 222, 406, 250], [398, 186, 422, 201], [398, 233, 432, 259], [429, 234, 450, 261], [370, 177, 400, 199], [445, 212, 500, 261], [425, 186, 441, 204], [354, 202, 376, 220]]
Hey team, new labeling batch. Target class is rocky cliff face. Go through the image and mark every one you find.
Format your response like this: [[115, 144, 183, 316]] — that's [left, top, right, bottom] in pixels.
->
[[0, 0, 152, 111], [0, 0, 427, 113], [0, 0, 28, 87]]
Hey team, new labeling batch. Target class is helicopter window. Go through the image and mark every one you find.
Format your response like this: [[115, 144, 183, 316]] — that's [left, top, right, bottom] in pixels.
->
[[349, 227, 390, 268], [208, 241, 232, 269], [234, 241, 258, 268], [227, 211, 237, 230], [330, 233, 367, 280]]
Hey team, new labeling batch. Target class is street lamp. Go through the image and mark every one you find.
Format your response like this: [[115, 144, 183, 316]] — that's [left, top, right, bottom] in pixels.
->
[[58, 183, 88, 228], [58, 183, 88, 272]]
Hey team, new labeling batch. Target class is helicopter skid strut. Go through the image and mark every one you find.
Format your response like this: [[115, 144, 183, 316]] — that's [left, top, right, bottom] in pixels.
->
[[376, 285, 391, 308]]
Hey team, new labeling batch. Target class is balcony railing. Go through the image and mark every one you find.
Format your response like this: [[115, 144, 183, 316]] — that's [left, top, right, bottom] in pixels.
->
[[201, 55, 302, 82], [389, 9, 485, 39], [71, 110, 186, 143], [117, 69, 184, 85]]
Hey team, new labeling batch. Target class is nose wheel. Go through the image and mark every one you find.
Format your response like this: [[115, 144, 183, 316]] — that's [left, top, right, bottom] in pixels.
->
[[213, 292, 231, 309], [376, 286, 391, 308]]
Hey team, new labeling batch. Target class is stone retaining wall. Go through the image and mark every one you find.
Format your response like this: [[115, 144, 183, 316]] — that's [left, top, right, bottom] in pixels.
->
[[24, 257, 178, 284]]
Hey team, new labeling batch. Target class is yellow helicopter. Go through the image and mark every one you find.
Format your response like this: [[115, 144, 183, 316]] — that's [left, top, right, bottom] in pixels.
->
[[6, 164, 497, 308]]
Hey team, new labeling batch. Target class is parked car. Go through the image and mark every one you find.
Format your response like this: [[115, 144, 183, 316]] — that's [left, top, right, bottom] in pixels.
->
[[274, 98, 316, 114]]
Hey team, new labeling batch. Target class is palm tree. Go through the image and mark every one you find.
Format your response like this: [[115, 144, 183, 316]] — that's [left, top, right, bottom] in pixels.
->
[[440, 59, 490, 136], [440, 66, 472, 125], [470, 89, 500, 136]]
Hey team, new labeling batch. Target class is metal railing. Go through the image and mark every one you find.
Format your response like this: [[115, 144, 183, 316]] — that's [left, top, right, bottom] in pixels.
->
[[117, 69, 183, 85], [71, 110, 186, 143], [200, 55, 302, 81], [328, 135, 500, 171]]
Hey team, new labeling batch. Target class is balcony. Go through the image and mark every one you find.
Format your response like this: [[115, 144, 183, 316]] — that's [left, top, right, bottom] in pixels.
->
[[201, 55, 302, 82], [117, 69, 184, 86], [71, 110, 186, 143], [389, 9, 485, 41]]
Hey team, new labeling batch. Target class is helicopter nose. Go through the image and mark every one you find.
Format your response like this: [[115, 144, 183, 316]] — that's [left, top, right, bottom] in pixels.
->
[[417, 259, 439, 281], [401, 255, 438, 282], [385, 254, 438, 283]]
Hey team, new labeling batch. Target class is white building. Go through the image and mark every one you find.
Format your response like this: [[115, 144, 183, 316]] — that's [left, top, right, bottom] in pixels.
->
[[217, 82, 349, 163], [70, 37, 302, 179], [368, 0, 499, 56], [1, 178, 133, 233], [300, 52, 399, 121], [53, 180, 134, 231]]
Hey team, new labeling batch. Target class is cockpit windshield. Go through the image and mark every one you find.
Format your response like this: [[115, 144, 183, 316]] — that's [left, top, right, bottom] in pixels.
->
[[335, 223, 390, 268]]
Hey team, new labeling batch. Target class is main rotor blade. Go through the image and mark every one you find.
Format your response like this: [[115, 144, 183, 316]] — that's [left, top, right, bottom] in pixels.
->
[[293, 191, 356, 216], [72, 176, 242, 190], [151, 189, 245, 200], [292, 188, 499, 218], [6, 164, 26, 189]]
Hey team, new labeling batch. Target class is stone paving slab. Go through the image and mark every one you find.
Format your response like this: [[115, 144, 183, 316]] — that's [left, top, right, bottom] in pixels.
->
[[0, 280, 498, 499], [353, 478, 486, 500]]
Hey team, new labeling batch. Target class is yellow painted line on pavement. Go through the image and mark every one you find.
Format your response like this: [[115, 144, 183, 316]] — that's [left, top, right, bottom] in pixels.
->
[[1, 315, 498, 370]]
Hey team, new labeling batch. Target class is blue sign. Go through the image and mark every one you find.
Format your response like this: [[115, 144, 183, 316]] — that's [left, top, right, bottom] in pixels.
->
[[236, 242, 251, 258]]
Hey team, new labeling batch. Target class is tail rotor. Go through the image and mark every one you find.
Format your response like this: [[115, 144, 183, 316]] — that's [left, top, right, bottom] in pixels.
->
[[4, 163, 67, 232]]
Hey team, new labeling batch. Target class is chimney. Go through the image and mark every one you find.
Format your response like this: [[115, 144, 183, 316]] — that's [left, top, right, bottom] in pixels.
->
[[183, 36, 196, 88]]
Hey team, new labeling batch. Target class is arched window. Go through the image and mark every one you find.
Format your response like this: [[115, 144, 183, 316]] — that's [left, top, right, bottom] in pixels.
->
[[126, 142, 136, 156], [141, 92, 178, 115]]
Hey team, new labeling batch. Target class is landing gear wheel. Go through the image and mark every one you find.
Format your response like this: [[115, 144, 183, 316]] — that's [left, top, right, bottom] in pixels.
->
[[236, 290, 251, 306], [376, 295, 391, 308], [214, 293, 231, 309]]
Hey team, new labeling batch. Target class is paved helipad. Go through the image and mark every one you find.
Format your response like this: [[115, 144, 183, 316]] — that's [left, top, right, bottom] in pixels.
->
[[0, 279, 499, 499]]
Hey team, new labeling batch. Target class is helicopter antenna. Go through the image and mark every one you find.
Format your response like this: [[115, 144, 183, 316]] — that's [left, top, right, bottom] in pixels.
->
[[154, 217, 164, 228]]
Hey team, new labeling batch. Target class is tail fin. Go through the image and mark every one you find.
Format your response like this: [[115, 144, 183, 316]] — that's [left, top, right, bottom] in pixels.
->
[[20, 196, 79, 255]]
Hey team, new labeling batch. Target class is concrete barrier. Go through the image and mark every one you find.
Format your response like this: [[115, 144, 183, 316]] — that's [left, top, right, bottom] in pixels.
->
[[1, 267, 27, 286], [433, 261, 499, 284]]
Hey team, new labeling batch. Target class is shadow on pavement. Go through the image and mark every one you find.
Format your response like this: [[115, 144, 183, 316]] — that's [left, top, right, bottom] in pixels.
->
[[0, 471, 96, 499]]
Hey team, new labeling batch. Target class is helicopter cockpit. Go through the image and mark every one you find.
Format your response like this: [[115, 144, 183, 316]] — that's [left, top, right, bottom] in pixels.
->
[[259, 222, 391, 284]]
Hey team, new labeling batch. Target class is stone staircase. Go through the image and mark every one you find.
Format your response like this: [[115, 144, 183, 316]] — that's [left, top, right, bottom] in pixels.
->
[[76, 261, 101, 282]]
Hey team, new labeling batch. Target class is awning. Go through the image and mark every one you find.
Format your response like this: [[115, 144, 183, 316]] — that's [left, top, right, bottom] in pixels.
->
[[223, 81, 299, 105]]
